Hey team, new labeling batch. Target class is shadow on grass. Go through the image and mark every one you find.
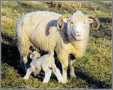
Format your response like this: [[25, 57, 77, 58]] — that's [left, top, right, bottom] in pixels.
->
[[75, 67, 111, 88], [1, 42, 112, 88]]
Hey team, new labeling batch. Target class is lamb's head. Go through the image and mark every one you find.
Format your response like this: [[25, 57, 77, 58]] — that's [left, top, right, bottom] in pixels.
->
[[57, 10, 100, 41], [30, 51, 40, 60]]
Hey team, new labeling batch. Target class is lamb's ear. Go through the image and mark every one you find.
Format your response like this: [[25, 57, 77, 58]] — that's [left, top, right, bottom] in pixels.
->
[[88, 16, 100, 30], [57, 16, 65, 30]]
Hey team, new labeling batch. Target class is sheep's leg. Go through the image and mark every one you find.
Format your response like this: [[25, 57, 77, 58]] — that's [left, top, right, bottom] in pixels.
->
[[70, 65, 76, 78], [58, 54, 68, 83], [18, 34, 31, 73], [70, 60, 76, 78], [23, 68, 32, 80], [19, 56, 27, 74], [59, 58, 68, 83], [19, 55, 28, 74], [43, 69, 52, 83], [62, 64, 68, 83], [23, 56, 28, 64]]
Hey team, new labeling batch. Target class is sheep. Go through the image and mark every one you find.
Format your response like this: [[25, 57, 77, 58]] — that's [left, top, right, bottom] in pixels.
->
[[23, 50, 63, 83], [16, 10, 100, 83]]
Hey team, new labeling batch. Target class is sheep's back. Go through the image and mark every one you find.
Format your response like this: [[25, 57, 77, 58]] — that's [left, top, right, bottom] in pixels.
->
[[17, 11, 62, 52]]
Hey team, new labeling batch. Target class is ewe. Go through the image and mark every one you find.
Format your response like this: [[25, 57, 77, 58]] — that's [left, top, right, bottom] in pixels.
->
[[16, 10, 100, 83]]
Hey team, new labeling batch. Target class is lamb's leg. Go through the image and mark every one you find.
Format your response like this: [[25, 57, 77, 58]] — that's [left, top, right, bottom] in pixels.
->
[[33, 67, 41, 76], [43, 69, 52, 83], [52, 65, 63, 83], [33, 71, 39, 77], [23, 68, 33, 80]]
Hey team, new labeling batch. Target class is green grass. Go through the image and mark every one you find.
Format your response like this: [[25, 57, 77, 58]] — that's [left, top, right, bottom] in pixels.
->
[[1, 64, 88, 88], [1, 1, 112, 37], [1, 36, 112, 88], [74, 37, 112, 86]]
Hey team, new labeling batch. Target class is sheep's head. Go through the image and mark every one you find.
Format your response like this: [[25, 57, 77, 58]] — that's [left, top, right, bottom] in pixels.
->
[[57, 10, 100, 41]]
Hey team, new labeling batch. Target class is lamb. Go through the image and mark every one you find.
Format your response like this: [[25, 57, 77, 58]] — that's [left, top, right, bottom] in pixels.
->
[[16, 10, 100, 83], [23, 50, 63, 83]]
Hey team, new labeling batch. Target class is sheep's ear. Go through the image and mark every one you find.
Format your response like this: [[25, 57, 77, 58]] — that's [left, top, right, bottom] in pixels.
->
[[88, 16, 100, 30], [57, 16, 65, 30]]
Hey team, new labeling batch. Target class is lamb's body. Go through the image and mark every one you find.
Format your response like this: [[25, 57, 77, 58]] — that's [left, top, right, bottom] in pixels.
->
[[24, 51, 63, 83]]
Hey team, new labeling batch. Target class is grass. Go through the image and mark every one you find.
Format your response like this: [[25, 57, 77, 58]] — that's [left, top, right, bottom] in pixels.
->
[[74, 37, 112, 86], [1, 36, 112, 88], [1, 1, 112, 89], [1, 1, 112, 37], [1, 63, 88, 88]]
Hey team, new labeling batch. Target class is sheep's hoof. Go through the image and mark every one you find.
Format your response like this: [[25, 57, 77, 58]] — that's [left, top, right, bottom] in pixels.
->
[[23, 76, 29, 80], [59, 81, 66, 84], [58, 78, 64, 84], [43, 81, 49, 84], [70, 73, 77, 79], [61, 79, 68, 84]]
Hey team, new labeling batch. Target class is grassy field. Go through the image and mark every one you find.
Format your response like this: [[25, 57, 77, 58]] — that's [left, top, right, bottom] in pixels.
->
[[1, 1, 112, 89]]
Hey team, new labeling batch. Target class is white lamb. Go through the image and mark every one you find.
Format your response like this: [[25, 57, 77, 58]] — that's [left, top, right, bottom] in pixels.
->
[[23, 51, 63, 83]]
